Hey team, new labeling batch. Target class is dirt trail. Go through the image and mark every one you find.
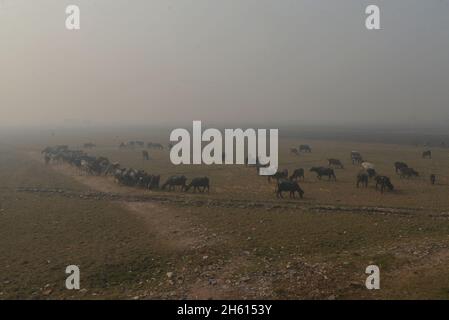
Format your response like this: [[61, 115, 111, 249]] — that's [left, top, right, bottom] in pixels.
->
[[51, 163, 201, 251], [31, 157, 252, 299], [62, 168, 255, 299]]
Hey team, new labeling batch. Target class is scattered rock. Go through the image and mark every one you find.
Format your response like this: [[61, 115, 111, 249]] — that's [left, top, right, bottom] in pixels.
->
[[42, 289, 53, 296]]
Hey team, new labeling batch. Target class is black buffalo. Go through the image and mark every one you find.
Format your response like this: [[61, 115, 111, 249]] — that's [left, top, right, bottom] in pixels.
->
[[399, 167, 419, 178], [375, 176, 394, 194], [394, 162, 408, 173], [310, 167, 336, 181], [356, 172, 369, 188], [185, 177, 210, 193], [328, 158, 344, 169], [366, 168, 377, 178], [162, 175, 187, 191], [289, 168, 305, 181], [276, 181, 304, 199], [268, 169, 288, 183]]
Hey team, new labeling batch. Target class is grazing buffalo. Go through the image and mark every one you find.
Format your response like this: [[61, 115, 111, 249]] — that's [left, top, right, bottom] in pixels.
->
[[430, 174, 436, 185], [142, 150, 150, 160], [42, 146, 113, 175], [290, 148, 299, 156], [145, 174, 160, 189], [103, 162, 121, 176], [328, 158, 344, 169], [399, 167, 419, 178], [137, 173, 160, 190], [42, 146, 164, 191], [268, 169, 288, 183], [276, 180, 304, 199], [394, 162, 408, 173], [162, 175, 187, 191], [310, 167, 336, 181], [356, 172, 369, 188], [422, 150, 432, 159], [299, 145, 312, 153], [120, 141, 145, 149], [375, 176, 394, 194], [351, 151, 363, 165], [115, 168, 148, 186], [185, 177, 210, 193], [148, 142, 164, 150], [289, 168, 305, 181], [366, 168, 377, 178], [119, 141, 135, 149]]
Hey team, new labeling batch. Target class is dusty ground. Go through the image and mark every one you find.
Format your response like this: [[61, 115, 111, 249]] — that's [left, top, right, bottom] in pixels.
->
[[2, 133, 449, 299]]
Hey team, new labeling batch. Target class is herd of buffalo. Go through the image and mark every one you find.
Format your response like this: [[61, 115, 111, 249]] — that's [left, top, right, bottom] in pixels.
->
[[41, 143, 437, 200], [41, 145, 209, 193]]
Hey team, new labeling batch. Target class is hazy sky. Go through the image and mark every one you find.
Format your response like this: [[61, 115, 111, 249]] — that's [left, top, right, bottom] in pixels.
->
[[1, 0, 448, 128]]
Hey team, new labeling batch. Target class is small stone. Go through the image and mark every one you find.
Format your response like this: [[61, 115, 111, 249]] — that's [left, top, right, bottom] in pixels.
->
[[42, 289, 53, 296]]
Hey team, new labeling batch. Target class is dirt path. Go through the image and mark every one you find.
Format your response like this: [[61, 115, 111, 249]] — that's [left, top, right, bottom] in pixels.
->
[[65, 170, 257, 299], [34, 159, 254, 299], [52, 163, 203, 252]]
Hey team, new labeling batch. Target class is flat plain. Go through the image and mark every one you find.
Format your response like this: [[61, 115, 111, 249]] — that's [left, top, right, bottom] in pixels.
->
[[2, 128, 449, 299]]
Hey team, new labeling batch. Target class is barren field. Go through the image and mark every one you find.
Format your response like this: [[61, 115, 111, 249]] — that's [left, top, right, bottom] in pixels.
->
[[2, 130, 449, 299]]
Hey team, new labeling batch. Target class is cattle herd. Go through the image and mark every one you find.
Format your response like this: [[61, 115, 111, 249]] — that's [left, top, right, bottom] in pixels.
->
[[41, 143, 438, 200], [119, 141, 165, 150], [267, 144, 437, 198], [41, 145, 209, 193]]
